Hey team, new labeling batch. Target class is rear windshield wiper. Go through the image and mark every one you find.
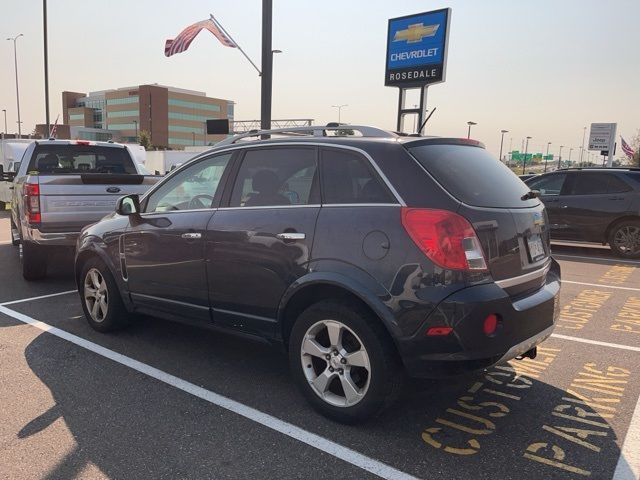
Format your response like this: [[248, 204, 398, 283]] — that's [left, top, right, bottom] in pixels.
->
[[521, 190, 540, 200]]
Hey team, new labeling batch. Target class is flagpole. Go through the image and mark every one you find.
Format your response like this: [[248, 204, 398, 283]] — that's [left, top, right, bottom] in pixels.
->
[[209, 14, 261, 76]]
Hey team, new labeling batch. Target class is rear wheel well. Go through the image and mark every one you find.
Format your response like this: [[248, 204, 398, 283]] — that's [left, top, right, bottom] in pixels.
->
[[280, 284, 394, 349], [604, 216, 640, 244]]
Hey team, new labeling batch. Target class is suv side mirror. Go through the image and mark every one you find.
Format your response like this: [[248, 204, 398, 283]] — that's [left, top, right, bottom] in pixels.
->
[[116, 194, 140, 216]]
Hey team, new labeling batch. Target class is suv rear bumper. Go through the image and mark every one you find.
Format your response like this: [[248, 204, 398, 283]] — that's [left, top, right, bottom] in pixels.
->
[[397, 259, 561, 378], [27, 227, 79, 246]]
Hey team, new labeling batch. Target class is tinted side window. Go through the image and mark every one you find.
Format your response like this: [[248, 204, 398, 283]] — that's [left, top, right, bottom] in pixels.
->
[[528, 173, 566, 196], [321, 148, 394, 204], [229, 147, 318, 207], [567, 173, 608, 195], [607, 175, 632, 194], [145, 153, 232, 212]]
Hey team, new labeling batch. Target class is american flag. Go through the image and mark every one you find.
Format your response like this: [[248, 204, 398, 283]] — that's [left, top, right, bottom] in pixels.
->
[[621, 137, 636, 158], [165, 18, 236, 57]]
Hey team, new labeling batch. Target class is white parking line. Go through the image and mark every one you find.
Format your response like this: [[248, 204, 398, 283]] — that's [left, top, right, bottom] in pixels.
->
[[562, 280, 640, 292], [0, 290, 76, 306], [554, 254, 640, 266], [551, 334, 640, 353], [614, 392, 640, 480], [0, 304, 418, 480]]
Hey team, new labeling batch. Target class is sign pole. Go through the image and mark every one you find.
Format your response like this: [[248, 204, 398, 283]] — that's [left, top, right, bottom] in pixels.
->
[[260, 0, 273, 134], [607, 125, 617, 167]]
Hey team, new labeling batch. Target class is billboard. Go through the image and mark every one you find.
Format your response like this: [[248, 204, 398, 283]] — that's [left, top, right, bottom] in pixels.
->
[[385, 8, 451, 87], [206, 119, 230, 135], [588, 123, 616, 152]]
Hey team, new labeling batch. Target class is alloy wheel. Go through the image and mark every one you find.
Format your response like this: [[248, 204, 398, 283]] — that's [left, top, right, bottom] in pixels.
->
[[84, 268, 109, 323], [300, 319, 371, 407], [613, 225, 640, 256]]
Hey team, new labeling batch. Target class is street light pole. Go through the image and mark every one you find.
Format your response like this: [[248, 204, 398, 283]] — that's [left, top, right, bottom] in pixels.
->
[[7, 34, 24, 137], [579, 126, 586, 165], [260, 0, 273, 133], [467, 121, 477, 139], [522, 136, 532, 175], [568, 148, 573, 165], [499, 129, 508, 163], [133, 120, 138, 143], [544, 142, 551, 173], [2, 109, 7, 134], [331, 104, 348, 123], [557, 145, 564, 170], [43, 0, 50, 133]]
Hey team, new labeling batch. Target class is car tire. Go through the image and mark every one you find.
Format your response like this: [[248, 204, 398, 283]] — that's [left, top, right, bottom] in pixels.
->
[[289, 299, 403, 424], [21, 241, 47, 280], [609, 220, 640, 259], [10, 217, 20, 246], [80, 257, 130, 332]]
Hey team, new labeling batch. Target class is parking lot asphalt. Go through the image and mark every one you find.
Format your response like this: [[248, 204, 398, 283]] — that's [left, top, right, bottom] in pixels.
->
[[1, 210, 639, 480]]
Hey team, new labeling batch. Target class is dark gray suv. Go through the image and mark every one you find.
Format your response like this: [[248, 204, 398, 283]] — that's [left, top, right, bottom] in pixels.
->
[[75, 125, 561, 423]]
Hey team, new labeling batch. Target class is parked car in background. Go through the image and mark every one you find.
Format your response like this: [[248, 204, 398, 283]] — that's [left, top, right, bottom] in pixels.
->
[[0, 160, 22, 209], [525, 168, 640, 258], [75, 125, 560, 423], [5, 140, 161, 280]]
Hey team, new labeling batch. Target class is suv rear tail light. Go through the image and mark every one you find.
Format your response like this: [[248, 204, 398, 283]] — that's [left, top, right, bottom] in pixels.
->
[[24, 182, 41, 224], [401, 208, 487, 271]]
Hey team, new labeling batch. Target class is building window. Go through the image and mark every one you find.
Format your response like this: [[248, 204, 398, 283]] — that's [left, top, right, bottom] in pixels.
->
[[107, 110, 139, 118], [168, 98, 221, 112], [106, 96, 139, 105], [168, 112, 215, 122], [169, 125, 205, 134], [69, 113, 85, 121], [107, 122, 137, 130]]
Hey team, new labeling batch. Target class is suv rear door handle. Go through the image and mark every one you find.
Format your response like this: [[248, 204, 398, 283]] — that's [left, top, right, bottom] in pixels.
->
[[276, 232, 305, 241], [181, 232, 202, 239]]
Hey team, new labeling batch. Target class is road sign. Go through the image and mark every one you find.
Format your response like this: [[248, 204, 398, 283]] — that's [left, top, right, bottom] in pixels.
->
[[385, 9, 451, 87], [588, 123, 617, 151]]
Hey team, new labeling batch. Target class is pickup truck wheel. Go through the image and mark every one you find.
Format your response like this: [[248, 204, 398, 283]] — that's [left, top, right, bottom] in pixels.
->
[[21, 242, 47, 280], [80, 257, 130, 332], [10, 218, 20, 246], [609, 220, 640, 259], [289, 300, 403, 424]]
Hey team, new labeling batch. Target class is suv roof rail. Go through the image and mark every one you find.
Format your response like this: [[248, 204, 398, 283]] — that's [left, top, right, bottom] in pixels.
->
[[215, 124, 398, 147], [557, 167, 640, 172]]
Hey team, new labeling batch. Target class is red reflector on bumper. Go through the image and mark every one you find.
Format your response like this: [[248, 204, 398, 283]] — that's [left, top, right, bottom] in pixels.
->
[[426, 326, 453, 336], [483, 314, 498, 336]]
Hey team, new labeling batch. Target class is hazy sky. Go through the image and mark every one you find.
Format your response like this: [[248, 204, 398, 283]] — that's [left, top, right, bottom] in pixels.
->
[[1, 0, 638, 158]]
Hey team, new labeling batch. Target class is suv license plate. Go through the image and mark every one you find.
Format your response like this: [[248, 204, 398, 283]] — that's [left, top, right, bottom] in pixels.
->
[[527, 234, 546, 262]]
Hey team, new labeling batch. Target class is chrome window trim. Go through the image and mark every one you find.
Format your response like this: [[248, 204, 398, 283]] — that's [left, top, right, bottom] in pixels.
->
[[217, 204, 321, 211], [321, 203, 401, 208], [494, 263, 551, 289]]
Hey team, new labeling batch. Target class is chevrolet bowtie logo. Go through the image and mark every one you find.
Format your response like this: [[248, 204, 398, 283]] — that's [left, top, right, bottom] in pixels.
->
[[393, 23, 439, 43]]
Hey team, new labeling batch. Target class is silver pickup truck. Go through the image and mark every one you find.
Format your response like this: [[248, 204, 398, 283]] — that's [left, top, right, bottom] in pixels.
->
[[6, 139, 160, 280]]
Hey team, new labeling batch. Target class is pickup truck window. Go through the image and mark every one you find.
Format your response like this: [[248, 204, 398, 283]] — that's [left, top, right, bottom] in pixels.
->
[[27, 145, 137, 175]]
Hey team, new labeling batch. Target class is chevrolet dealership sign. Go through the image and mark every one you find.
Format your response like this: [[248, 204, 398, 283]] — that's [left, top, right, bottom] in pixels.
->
[[385, 9, 451, 87]]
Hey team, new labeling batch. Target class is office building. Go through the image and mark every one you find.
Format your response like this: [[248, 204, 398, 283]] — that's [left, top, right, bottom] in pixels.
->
[[62, 84, 233, 149]]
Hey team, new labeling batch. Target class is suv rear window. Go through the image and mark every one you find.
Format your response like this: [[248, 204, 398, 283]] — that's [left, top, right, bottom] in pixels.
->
[[407, 144, 536, 208], [27, 145, 137, 175]]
